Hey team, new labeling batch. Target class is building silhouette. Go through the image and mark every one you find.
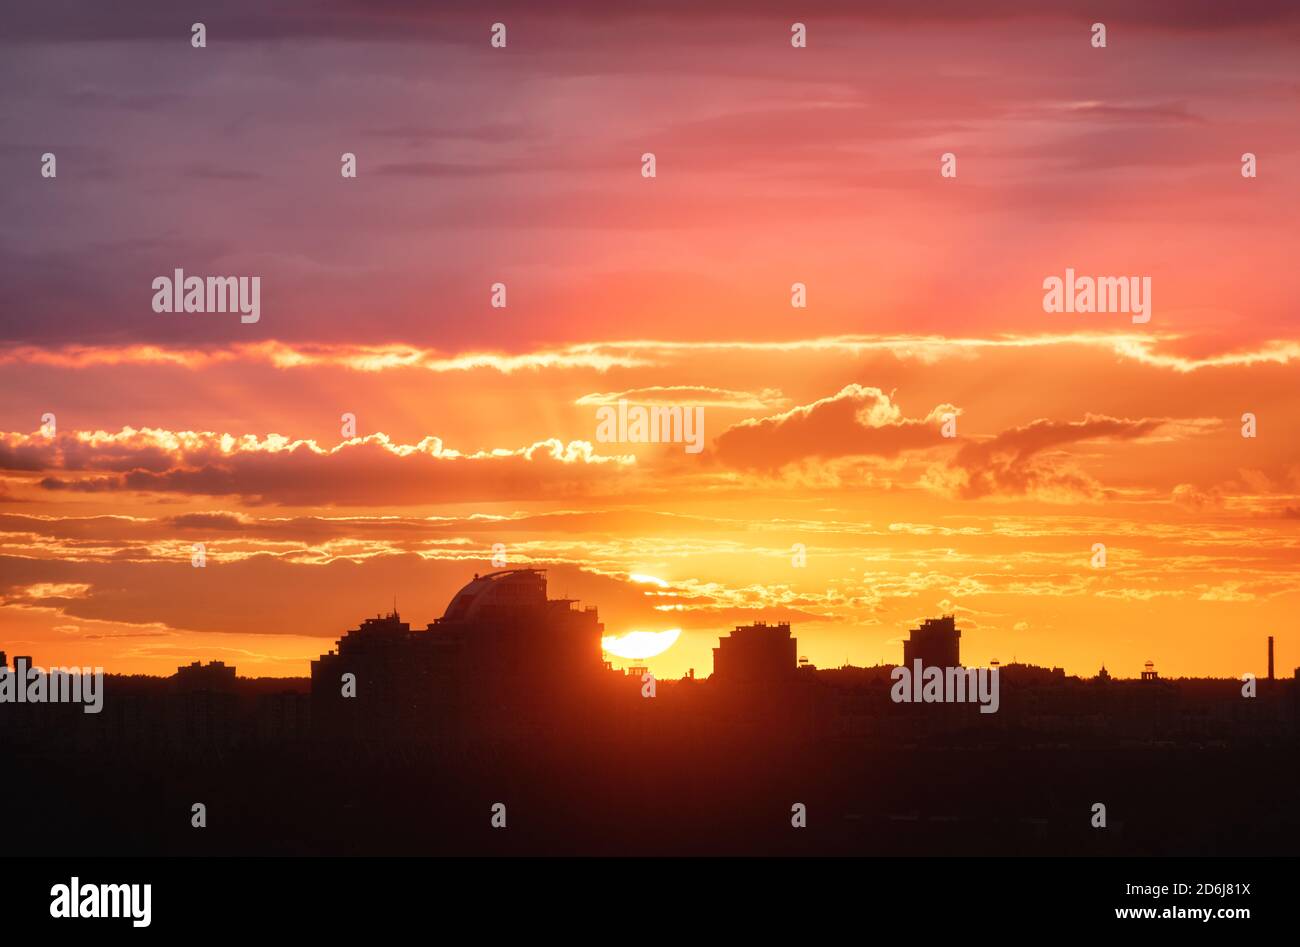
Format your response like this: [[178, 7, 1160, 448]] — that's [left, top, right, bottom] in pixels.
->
[[169, 660, 239, 748], [902, 615, 961, 668], [311, 569, 607, 740], [174, 660, 237, 691], [432, 569, 606, 687], [712, 621, 797, 684]]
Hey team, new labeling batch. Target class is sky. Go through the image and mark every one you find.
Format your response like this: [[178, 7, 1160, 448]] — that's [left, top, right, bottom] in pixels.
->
[[1, 0, 1297, 680]]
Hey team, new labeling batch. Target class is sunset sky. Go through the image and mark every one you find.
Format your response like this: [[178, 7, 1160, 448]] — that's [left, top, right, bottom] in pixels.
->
[[1, 1, 1297, 680]]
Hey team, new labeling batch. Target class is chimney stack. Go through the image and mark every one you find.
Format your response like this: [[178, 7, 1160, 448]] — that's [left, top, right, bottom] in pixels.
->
[[1268, 635, 1275, 681]]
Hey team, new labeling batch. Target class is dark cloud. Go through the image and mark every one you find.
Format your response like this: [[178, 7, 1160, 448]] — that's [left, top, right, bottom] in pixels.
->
[[0, 509, 746, 548], [947, 415, 1168, 500], [0, 551, 723, 643], [713, 385, 952, 471]]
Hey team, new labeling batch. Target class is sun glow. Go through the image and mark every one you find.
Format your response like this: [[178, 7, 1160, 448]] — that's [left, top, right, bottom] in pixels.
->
[[601, 628, 681, 660], [628, 573, 670, 588]]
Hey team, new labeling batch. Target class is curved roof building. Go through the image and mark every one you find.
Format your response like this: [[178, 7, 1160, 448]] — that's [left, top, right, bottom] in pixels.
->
[[439, 569, 548, 623]]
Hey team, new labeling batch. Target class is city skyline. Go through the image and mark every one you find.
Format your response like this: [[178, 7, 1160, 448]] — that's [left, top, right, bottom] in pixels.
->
[[0, 567, 1286, 685], [3, 562, 1293, 861]]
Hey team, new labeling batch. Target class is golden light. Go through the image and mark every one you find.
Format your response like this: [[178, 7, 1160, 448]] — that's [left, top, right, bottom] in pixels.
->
[[601, 628, 681, 660], [628, 573, 669, 588]]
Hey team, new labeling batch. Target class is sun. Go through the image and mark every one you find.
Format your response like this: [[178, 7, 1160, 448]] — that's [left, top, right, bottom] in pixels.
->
[[601, 628, 681, 660]]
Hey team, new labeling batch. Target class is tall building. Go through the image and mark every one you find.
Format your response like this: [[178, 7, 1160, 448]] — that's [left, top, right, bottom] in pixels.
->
[[712, 621, 797, 684], [311, 569, 608, 740], [311, 609, 434, 739], [1294, 667, 1300, 735], [173, 660, 237, 692], [169, 660, 239, 749], [1268, 636, 1275, 681], [902, 615, 961, 668]]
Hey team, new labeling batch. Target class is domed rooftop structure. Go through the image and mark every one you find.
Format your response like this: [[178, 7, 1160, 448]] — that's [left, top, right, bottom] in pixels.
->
[[439, 568, 548, 623]]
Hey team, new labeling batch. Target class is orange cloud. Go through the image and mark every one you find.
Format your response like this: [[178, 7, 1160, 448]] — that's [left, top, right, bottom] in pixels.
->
[[939, 415, 1177, 501], [575, 386, 787, 410], [4, 334, 1298, 377], [713, 385, 955, 471], [2, 428, 636, 506]]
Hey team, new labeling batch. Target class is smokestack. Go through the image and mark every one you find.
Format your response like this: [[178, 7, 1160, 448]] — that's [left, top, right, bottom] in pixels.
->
[[1268, 636, 1275, 681]]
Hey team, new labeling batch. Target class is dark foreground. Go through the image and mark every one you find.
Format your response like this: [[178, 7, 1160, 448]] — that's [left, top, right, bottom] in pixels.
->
[[6, 734, 1297, 856]]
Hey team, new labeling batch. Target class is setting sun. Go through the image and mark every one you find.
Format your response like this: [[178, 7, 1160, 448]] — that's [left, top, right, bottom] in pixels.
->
[[601, 629, 682, 660]]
